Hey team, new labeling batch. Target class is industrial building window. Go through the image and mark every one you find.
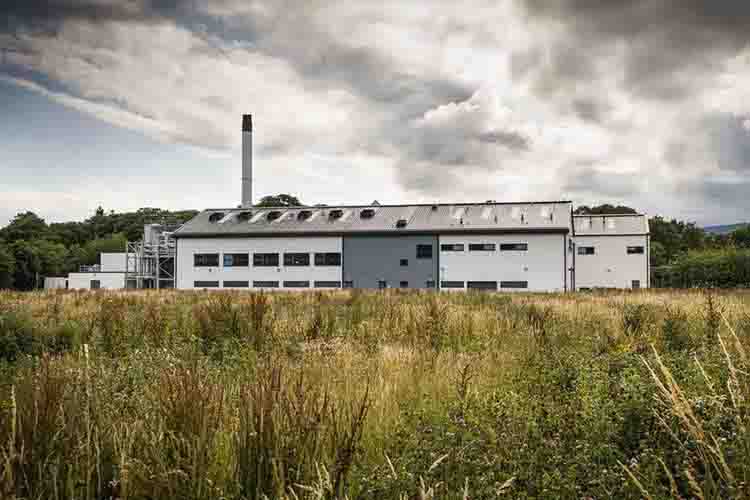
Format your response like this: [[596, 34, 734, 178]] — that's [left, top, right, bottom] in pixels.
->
[[314, 253, 341, 266], [223, 253, 249, 267], [400, 259, 409, 266], [469, 243, 496, 251], [90, 280, 101, 290], [500, 243, 528, 251], [378, 280, 388, 289], [425, 280, 436, 288], [194, 253, 220, 267], [440, 244, 465, 252], [343, 281, 354, 289], [253, 281, 279, 288], [400, 281, 409, 288], [632, 280, 641, 289], [194, 281, 219, 288], [467, 281, 498, 290], [500, 281, 528, 289], [223, 281, 249, 288], [284, 253, 310, 266], [416, 244, 433, 259], [441, 281, 464, 289], [314, 281, 341, 288], [253, 253, 279, 267], [284, 281, 310, 288], [627, 246, 645, 254], [577, 246, 595, 255]]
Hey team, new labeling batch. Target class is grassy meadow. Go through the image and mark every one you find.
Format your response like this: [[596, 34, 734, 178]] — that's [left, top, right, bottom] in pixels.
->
[[0, 289, 749, 499]]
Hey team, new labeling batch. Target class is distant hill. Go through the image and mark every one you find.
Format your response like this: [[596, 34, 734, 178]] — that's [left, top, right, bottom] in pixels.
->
[[703, 223, 749, 235]]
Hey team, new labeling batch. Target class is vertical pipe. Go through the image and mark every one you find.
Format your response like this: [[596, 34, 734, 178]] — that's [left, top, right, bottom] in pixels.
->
[[242, 114, 253, 207]]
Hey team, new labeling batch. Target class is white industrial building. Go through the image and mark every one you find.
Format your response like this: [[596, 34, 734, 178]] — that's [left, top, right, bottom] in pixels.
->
[[173, 202, 649, 292], [48, 113, 651, 292], [170, 114, 650, 292], [573, 214, 650, 289], [66, 252, 132, 290]]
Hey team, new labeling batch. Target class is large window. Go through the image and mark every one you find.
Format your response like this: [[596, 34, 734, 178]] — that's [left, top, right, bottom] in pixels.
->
[[253, 253, 279, 267], [223, 281, 249, 288], [314, 253, 341, 266], [223, 253, 249, 267], [440, 244, 465, 252], [577, 246, 595, 255], [194, 281, 219, 288], [500, 243, 528, 251], [284, 281, 310, 288], [469, 243, 496, 252], [90, 280, 101, 290], [399, 281, 409, 288], [416, 244, 433, 259], [284, 253, 310, 266], [500, 281, 528, 289], [627, 246, 645, 255], [253, 281, 279, 288], [314, 281, 341, 288], [441, 281, 464, 289], [467, 281, 498, 290], [194, 253, 219, 267]]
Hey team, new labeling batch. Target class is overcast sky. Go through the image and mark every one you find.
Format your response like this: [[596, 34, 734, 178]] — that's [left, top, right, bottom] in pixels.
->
[[2, 0, 750, 226]]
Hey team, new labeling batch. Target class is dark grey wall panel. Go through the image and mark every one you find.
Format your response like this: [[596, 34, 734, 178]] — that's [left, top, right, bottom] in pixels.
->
[[343, 235, 438, 289]]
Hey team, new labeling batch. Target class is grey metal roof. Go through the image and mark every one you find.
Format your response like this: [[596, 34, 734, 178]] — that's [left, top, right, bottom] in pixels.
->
[[174, 201, 573, 237], [573, 214, 649, 236]]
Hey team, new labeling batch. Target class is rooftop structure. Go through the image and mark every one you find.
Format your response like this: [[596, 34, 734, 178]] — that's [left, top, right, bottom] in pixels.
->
[[174, 201, 574, 238]]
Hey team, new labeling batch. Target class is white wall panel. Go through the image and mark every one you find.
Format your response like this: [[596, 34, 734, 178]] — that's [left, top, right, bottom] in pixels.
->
[[574, 235, 648, 289], [176, 237, 342, 290], [438, 233, 567, 292], [68, 273, 126, 290]]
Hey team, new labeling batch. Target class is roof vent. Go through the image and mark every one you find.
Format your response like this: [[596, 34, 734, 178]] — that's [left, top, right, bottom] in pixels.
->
[[360, 208, 375, 219], [266, 210, 282, 221], [208, 212, 225, 223], [237, 211, 253, 222], [329, 209, 344, 220], [396, 219, 408, 228], [297, 210, 312, 221]]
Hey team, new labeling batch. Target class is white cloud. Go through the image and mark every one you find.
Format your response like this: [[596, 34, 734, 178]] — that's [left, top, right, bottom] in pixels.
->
[[3, 0, 750, 224]]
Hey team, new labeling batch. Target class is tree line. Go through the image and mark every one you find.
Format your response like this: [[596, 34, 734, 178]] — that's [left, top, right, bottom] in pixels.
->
[[0, 207, 198, 290], [1, 197, 747, 290]]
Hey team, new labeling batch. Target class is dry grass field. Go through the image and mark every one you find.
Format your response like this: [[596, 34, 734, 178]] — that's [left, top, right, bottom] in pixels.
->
[[1, 289, 749, 499]]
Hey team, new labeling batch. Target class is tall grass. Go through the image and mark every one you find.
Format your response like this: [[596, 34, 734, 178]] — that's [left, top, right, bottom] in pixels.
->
[[0, 288, 748, 498]]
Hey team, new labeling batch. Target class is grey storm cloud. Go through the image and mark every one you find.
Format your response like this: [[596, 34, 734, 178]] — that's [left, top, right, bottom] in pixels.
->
[[518, 0, 750, 101], [0, 0, 191, 27]]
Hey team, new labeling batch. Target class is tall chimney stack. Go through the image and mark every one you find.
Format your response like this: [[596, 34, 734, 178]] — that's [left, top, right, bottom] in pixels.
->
[[241, 114, 253, 207]]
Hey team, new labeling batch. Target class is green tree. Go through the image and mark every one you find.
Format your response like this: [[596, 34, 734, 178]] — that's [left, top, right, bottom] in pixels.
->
[[574, 204, 637, 215], [732, 226, 750, 248], [255, 194, 303, 207], [650, 241, 668, 267], [0, 243, 15, 289], [0, 212, 49, 242]]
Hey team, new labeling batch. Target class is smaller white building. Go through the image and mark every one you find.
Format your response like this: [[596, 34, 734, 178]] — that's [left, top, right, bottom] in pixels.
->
[[67, 252, 128, 290], [573, 214, 650, 290], [44, 277, 68, 290]]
